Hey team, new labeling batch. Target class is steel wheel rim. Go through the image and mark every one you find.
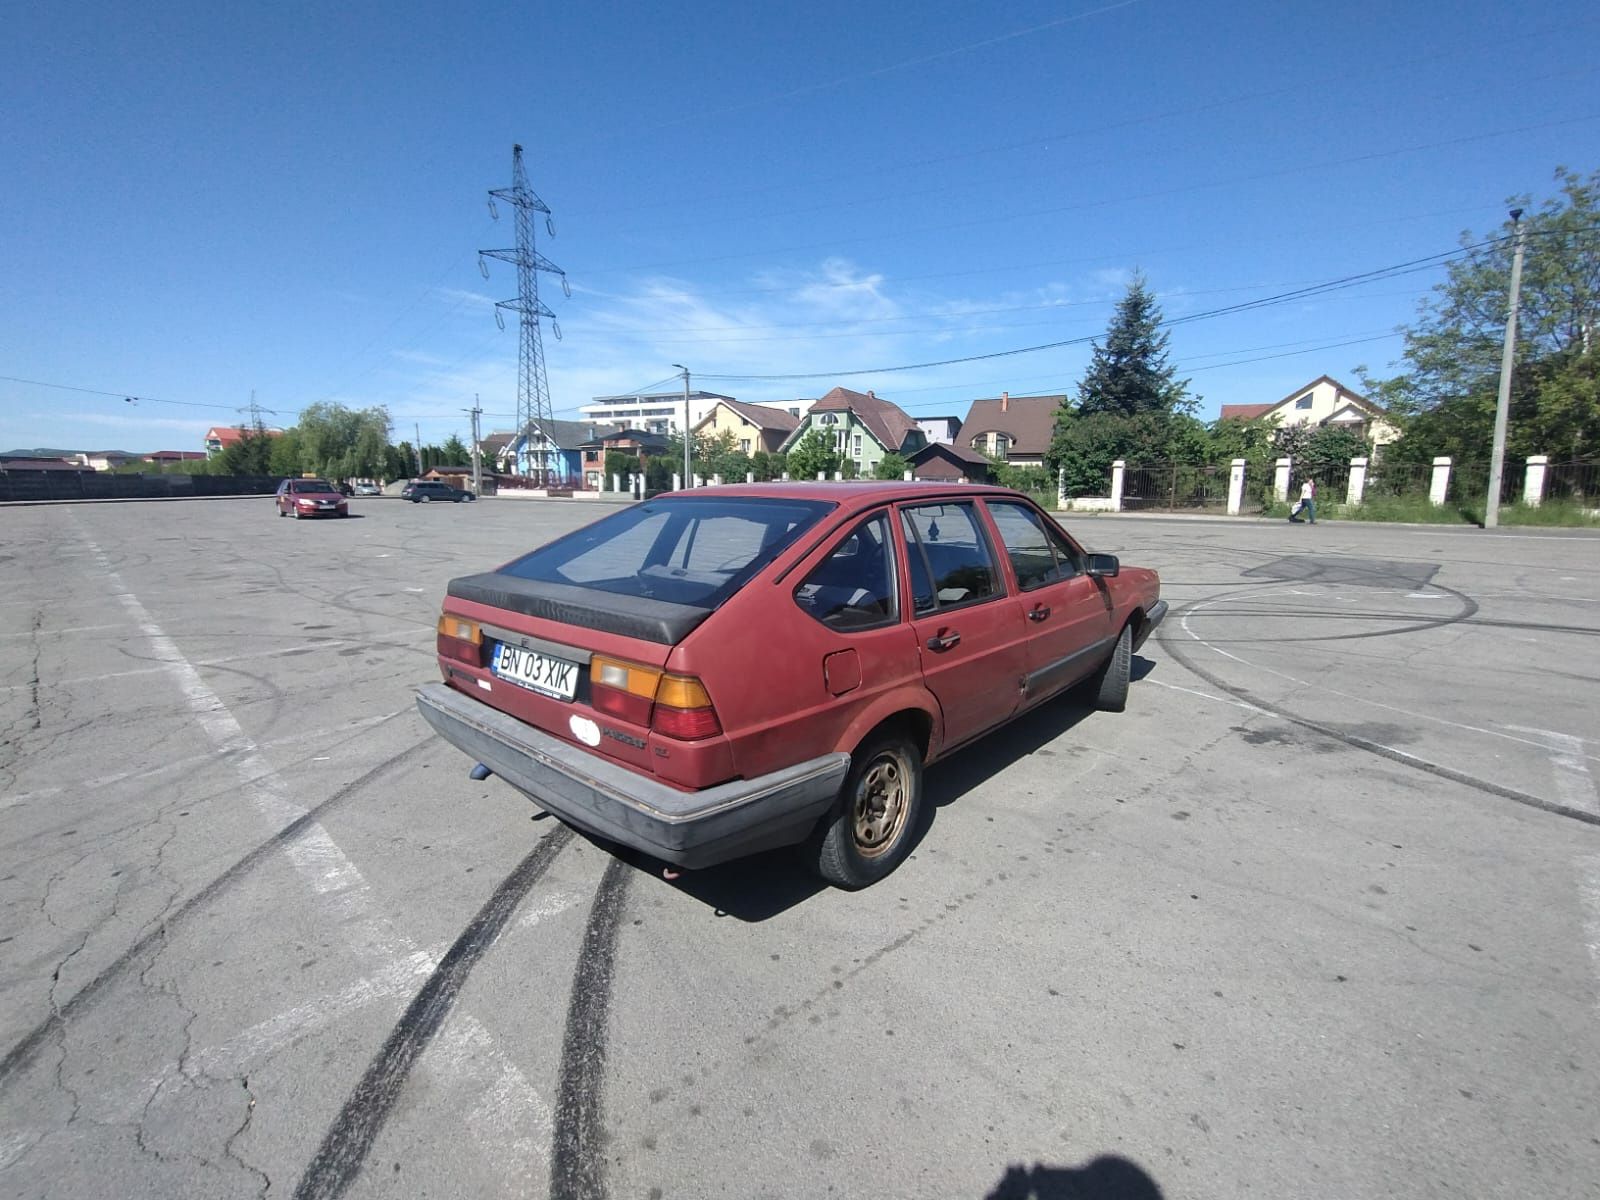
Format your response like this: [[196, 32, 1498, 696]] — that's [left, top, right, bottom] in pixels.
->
[[852, 752, 909, 858]]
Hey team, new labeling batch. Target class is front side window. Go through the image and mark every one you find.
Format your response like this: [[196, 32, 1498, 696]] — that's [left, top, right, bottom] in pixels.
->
[[899, 502, 1001, 614], [986, 500, 1080, 589], [794, 513, 897, 632]]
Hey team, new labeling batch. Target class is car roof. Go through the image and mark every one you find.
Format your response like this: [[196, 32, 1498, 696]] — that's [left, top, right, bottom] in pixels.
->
[[657, 481, 1027, 510]]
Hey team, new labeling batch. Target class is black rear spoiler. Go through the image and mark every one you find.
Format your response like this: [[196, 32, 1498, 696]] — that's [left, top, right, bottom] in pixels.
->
[[446, 572, 710, 646]]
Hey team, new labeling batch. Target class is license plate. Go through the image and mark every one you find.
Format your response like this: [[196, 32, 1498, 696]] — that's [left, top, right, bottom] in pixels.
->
[[490, 642, 579, 700]]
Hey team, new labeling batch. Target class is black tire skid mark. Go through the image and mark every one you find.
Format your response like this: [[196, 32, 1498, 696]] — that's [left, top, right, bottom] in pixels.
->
[[0, 739, 433, 1089], [1175, 576, 1483, 645], [1153, 602, 1600, 828], [549, 857, 631, 1200], [292, 823, 577, 1200]]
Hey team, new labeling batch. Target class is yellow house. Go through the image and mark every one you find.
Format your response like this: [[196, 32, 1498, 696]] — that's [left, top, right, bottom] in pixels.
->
[[1220, 375, 1400, 447], [690, 398, 803, 455]]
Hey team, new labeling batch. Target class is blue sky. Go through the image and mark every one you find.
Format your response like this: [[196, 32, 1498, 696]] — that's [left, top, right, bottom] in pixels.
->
[[2, 0, 1596, 453]]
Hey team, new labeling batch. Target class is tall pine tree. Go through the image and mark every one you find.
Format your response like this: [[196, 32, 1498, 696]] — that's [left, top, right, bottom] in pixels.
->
[[1074, 273, 1191, 418]]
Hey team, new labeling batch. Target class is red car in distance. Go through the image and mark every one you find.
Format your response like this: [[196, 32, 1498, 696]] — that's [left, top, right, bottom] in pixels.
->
[[418, 483, 1165, 889], [276, 478, 349, 519]]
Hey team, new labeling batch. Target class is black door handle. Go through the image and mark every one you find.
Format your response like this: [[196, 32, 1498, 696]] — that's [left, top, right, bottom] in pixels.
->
[[1028, 605, 1051, 622], [926, 630, 961, 651]]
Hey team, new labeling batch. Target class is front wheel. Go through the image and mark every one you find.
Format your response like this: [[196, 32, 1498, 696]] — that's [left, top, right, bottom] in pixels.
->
[[418, 494, 431, 503], [810, 732, 923, 889], [1089, 621, 1132, 712]]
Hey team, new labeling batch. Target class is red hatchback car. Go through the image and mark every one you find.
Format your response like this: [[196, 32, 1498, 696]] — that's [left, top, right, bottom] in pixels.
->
[[275, 478, 349, 518], [417, 483, 1164, 888]]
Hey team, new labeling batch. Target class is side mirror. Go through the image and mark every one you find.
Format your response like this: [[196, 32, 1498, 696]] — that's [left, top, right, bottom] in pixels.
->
[[1084, 553, 1120, 578]]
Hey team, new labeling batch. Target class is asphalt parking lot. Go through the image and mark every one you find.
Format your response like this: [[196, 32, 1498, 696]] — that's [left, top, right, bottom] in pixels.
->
[[2, 495, 1598, 1200]]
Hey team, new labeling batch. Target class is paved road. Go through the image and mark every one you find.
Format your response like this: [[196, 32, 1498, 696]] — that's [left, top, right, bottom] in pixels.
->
[[1, 498, 1597, 1199]]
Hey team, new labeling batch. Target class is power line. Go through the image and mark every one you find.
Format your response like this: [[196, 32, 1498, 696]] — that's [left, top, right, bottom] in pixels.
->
[[695, 240, 1493, 382]]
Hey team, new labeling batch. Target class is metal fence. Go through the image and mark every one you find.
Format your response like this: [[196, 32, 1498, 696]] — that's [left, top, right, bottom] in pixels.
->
[[1118, 463, 1231, 512], [1545, 459, 1599, 503]]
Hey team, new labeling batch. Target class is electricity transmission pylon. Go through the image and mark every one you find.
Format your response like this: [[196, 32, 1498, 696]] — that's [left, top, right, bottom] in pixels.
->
[[480, 144, 568, 483]]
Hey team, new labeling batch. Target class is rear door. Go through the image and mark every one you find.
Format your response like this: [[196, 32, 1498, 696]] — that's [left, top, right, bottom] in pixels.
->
[[983, 499, 1117, 703], [897, 501, 1029, 750]]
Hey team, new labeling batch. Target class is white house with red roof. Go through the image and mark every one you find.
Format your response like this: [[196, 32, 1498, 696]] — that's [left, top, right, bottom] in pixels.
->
[[1219, 375, 1400, 447]]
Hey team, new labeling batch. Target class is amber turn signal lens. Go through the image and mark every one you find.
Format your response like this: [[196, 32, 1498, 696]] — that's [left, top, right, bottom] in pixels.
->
[[655, 674, 712, 709], [436, 614, 482, 644]]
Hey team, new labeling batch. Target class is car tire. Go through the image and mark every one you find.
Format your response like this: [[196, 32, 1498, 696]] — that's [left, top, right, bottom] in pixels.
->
[[419, 494, 431, 503], [1089, 621, 1132, 713], [810, 731, 923, 890]]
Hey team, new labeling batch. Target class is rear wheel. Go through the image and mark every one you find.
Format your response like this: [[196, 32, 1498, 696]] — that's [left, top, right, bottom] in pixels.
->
[[419, 494, 431, 503], [810, 732, 923, 889], [1089, 621, 1132, 712]]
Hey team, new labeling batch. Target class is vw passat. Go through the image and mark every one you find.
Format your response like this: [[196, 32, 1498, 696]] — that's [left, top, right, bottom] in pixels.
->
[[417, 483, 1164, 889]]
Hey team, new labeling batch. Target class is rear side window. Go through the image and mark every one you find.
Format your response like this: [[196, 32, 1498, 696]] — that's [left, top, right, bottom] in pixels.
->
[[900, 503, 1001, 613], [794, 513, 897, 631], [500, 496, 833, 611]]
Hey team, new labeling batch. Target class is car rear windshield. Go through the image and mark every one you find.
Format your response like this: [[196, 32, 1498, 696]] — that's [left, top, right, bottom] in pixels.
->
[[290, 480, 335, 492], [499, 496, 833, 611]]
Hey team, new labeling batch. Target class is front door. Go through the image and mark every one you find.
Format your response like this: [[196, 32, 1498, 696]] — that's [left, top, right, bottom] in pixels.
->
[[982, 499, 1118, 703], [897, 501, 1029, 749]]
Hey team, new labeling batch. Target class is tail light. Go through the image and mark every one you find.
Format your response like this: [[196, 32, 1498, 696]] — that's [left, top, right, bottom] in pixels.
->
[[590, 655, 722, 741], [436, 613, 482, 667]]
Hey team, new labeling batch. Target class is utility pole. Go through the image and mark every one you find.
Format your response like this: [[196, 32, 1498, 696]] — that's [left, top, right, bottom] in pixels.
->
[[414, 422, 424, 477], [1485, 208, 1527, 529], [673, 363, 691, 487], [465, 395, 483, 498]]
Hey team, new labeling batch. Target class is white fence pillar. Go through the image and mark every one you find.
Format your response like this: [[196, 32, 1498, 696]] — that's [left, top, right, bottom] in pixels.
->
[[833, 471, 843, 481], [1348, 456, 1369, 507], [1524, 455, 1550, 507], [1110, 460, 1126, 512], [1227, 458, 1246, 516], [1273, 457, 1292, 503], [693, 474, 704, 488], [1057, 466, 1067, 508], [781, 472, 789, 481], [611, 472, 621, 493], [903, 469, 913, 482], [672, 472, 681, 491], [746, 471, 755, 484], [1429, 456, 1452, 507], [712, 473, 722, 486]]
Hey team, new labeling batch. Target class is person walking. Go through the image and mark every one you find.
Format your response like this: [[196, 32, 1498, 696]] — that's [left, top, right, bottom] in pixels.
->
[[1288, 477, 1316, 524]]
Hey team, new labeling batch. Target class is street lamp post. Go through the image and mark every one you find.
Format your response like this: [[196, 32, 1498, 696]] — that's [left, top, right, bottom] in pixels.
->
[[672, 363, 691, 488]]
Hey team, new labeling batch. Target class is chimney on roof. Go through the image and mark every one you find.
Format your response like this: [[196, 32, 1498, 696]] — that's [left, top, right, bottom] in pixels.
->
[[1001, 391, 1009, 412]]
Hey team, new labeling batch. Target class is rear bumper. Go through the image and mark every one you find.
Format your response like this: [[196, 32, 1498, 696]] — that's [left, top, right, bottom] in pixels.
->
[[1134, 599, 1168, 649], [416, 682, 850, 868]]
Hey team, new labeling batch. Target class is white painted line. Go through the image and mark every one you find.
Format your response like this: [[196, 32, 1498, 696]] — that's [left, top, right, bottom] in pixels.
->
[[65, 531, 553, 1164], [1147, 678, 1267, 714], [1506, 727, 1599, 816]]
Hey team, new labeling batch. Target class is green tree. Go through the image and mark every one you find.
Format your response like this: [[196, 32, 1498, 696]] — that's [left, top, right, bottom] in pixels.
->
[[440, 433, 470, 465], [750, 449, 786, 481], [1369, 167, 1600, 463], [218, 425, 276, 475], [785, 428, 840, 480], [1074, 273, 1192, 419], [269, 427, 304, 477], [385, 442, 415, 481], [296, 402, 392, 479], [872, 452, 909, 480], [1047, 273, 1200, 487]]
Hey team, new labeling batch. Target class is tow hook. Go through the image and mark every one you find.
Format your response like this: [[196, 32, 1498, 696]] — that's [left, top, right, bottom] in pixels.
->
[[469, 763, 493, 781]]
